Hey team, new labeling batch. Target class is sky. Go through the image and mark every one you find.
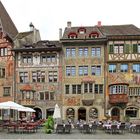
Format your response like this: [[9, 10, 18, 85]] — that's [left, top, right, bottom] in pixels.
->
[[1, 0, 140, 40]]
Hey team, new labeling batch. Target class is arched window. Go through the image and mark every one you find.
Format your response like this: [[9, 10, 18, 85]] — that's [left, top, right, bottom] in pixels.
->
[[89, 108, 98, 119], [66, 108, 75, 120], [78, 27, 86, 34], [125, 107, 138, 118], [68, 32, 77, 39], [89, 32, 99, 38]]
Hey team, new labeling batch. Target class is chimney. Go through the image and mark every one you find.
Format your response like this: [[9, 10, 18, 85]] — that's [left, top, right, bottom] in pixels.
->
[[67, 21, 71, 28], [29, 22, 36, 43], [59, 28, 62, 39], [97, 21, 101, 27], [29, 22, 34, 31]]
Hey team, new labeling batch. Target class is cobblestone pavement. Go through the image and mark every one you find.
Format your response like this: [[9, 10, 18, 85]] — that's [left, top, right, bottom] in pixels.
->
[[0, 128, 140, 139]]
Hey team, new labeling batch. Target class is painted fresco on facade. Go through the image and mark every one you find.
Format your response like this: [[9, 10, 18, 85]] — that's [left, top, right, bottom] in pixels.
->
[[64, 96, 80, 106]]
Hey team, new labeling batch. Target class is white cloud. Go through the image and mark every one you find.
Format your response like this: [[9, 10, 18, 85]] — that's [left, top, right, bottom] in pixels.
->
[[1, 0, 140, 40]]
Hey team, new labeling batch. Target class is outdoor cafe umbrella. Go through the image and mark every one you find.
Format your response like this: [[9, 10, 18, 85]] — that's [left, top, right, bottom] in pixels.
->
[[53, 104, 61, 119], [0, 101, 25, 121], [17, 107, 35, 112], [0, 101, 25, 110]]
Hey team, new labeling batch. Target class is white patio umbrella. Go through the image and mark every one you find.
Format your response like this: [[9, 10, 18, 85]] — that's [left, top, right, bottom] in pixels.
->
[[53, 104, 61, 119], [0, 101, 25, 110], [17, 107, 35, 112]]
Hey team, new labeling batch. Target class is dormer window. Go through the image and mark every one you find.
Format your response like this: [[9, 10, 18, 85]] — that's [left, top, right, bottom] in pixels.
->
[[78, 27, 86, 34], [89, 32, 99, 38], [68, 32, 77, 39]]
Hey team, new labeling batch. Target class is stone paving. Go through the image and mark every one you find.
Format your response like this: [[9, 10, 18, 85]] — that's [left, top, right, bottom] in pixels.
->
[[0, 128, 140, 139]]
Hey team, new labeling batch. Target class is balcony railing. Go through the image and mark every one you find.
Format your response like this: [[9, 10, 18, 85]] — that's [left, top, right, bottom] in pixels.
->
[[109, 94, 128, 104]]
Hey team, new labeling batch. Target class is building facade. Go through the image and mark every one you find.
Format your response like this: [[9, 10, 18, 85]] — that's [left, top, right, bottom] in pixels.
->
[[98, 25, 140, 121], [60, 22, 106, 121], [12, 40, 62, 119], [0, 1, 18, 103]]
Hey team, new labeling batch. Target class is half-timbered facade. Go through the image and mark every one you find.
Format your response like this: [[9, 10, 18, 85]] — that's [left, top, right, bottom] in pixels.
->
[[12, 41, 62, 119], [99, 25, 140, 121]]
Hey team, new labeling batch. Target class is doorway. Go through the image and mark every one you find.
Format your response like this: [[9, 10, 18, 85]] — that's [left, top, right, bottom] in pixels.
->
[[78, 107, 86, 121], [46, 108, 54, 118], [111, 107, 120, 121], [34, 107, 42, 120]]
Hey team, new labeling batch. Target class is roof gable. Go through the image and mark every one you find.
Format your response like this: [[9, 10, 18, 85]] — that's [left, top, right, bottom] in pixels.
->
[[0, 1, 18, 39]]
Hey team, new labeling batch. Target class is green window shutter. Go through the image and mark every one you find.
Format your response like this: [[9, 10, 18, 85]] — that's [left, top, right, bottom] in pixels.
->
[[124, 44, 130, 54], [132, 44, 138, 53], [108, 45, 114, 54]]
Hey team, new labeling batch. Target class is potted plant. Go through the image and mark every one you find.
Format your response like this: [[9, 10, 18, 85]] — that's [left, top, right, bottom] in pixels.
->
[[43, 116, 54, 134]]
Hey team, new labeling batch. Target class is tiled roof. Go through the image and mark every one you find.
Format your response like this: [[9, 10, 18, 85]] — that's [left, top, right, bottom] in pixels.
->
[[62, 24, 140, 40], [0, 1, 18, 39], [98, 24, 140, 36], [33, 40, 62, 48], [12, 40, 62, 51], [62, 26, 105, 39], [16, 31, 33, 39]]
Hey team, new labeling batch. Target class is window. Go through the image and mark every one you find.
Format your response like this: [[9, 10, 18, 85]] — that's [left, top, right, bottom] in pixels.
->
[[45, 92, 49, 100], [78, 27, 86, 34], [89, 32, 99, 38], [129, 87, 140, 96], [3, 87, 11, 96], [65, 85, 70, 94], [66, 48, 76, 57], [66, 66, 76, 76], [50, 92, 55, 100], [77, 85, 81, 94], [32, 71, 45, 82], [40, 92, 44, 100], [72, 85, 76, 94], [132, 44, 138, 53], [21, 90, 34, 100], [66, 108, 75, 120], [138, 44, 140, 53], [79, 66, 88, 76], [41, 53, 57, 63], [71, 85, 82, 94], [68, 32, 77, 39], [125, 107, 138, 118], [78, 48, 88, 57], [109, 85, 128, 94], [84, 83, 93, 93], [91, 66, 101, 76], [120, 64, 128, 72], [109, 64, 116, 73], [114, 44, 124, 54], [95, 84, 103, 94], [91, 47, 101, 57], [108, 45, 114, 54], [39, 91, 55, 100], [124, 44, 130, 54], [114, 44, 124, 53], [0, 68, 5, 78], [48, 71, 57, 82], [89, 108, 98, 119], [0, 48, 8, 56], [133, 64, 140, 73], [19, 72, 28, 83], [22, 55, 32, 64]]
